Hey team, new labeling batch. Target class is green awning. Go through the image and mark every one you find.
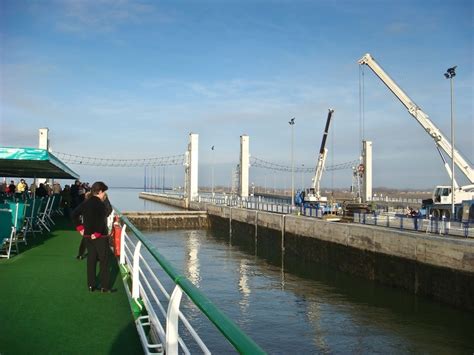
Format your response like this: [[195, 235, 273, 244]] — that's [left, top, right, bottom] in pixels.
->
[[0, 147, 80, 179]]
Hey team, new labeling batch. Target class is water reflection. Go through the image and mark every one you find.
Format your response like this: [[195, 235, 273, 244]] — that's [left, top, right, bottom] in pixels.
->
[[305, 299, 329, 353], [184, 230, 201, 287], [143, 228, 474, 353], [238, 259, 251, 315], [280, 251, 286, 290]]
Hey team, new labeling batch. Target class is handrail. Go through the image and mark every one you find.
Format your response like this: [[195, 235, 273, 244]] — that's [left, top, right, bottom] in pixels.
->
[[354, 212, 473, 238], [115, 208, 265, 354]]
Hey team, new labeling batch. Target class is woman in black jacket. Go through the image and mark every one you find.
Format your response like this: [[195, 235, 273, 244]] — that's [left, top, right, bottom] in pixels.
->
[[72, 181, 114, 292]]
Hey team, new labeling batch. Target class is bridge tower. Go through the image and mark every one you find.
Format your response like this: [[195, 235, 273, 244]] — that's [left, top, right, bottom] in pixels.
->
[[37, 128, 50, 184], [39, 128, 50, 150], [362, 140, 373, 202], [239, 135, 250, 198], [184, 133, 199, 207]]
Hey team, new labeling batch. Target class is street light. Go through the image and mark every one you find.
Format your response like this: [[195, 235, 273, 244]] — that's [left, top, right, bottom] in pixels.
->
[[211, 145, 215, 196], [289, 117, 295, 207], [444, 66, 456, 219], [301, 164, 305, 190]]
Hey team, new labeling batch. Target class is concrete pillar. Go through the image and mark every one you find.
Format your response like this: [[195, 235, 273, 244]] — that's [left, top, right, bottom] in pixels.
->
[[39, 128, 49, 150], [362, 140, 373, 202], [185, 133, 199, 205], [239, 135, 249, 198], [38, 128, 50, 184]]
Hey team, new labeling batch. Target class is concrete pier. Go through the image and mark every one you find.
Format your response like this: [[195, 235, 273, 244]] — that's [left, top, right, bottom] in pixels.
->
[[123, 211, 208, 230], [138, 192, 474, 310]]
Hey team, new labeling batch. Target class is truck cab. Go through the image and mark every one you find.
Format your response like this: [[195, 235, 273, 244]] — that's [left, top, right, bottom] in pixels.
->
[[433, 185, 474, 205], [433, 186, 452, 204]]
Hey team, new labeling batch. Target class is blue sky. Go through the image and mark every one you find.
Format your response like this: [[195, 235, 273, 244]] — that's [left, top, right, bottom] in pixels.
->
[[1, 0, 472, 190]]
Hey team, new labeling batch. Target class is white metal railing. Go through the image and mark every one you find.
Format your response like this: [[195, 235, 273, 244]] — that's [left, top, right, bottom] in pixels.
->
[[370, 196, 423, 204], [110, 209, 264, 355], [354, 212, 473, 238], [197, 195, 293, 214]]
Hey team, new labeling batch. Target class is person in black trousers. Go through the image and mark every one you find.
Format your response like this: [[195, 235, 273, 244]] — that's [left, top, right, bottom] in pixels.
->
[[72, 181, 115, 293], [76, 192, 112, 260]]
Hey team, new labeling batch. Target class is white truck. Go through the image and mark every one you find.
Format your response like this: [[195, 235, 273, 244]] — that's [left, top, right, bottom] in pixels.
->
[[358, 53, 474, 221]]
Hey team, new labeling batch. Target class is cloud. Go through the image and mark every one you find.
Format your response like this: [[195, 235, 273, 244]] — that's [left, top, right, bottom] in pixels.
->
[[0, 62, 66, 122], [0, 125, 37, 147], [51, 0, 166, 35], [385, 21, 411, 34]]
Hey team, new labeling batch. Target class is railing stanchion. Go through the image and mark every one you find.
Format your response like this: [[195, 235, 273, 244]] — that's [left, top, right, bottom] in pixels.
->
[[166, 285, 183, 355], [132, 241, 142, 299], [119, 224, 127, 265]]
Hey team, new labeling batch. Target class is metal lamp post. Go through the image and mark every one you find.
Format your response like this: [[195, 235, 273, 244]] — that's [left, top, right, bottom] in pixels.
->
[[289, 117, 295, 207], [211, 145, 215, 197], [444, 66, 456, 219], [301, 164, 304, 189]]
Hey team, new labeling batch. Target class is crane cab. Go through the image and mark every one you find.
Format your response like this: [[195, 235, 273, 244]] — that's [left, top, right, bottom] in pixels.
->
[[304, 188, 328, 204], [433, 185, 474, 205], [433, 186, 452, 204]]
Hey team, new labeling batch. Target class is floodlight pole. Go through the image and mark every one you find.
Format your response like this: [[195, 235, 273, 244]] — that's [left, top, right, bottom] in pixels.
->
[[301, 164, 304, 189], [211, 146, 215, 197], [444, 66, 456, 219], [289, 117, 295, 208]]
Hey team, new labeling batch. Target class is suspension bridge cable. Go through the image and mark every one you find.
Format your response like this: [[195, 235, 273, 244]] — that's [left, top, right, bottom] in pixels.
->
[[250, 157, 358, 173], [54, 151, 185, 167]]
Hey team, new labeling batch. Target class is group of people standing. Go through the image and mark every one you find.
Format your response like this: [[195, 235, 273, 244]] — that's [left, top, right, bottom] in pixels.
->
[[0, 178, 89, 206], [2, 179, 61, 197], [2, 177, 115, 293]]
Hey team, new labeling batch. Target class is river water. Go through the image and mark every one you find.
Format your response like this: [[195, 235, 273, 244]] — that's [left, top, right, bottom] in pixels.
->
[[108, 188, 473, 353]]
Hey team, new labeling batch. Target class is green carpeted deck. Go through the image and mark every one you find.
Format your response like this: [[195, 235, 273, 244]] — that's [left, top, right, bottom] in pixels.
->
[[0, 218, 142, 355]]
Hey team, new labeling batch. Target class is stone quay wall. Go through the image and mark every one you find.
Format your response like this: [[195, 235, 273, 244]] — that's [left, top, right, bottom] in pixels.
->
[[139, 193, 474, 310]]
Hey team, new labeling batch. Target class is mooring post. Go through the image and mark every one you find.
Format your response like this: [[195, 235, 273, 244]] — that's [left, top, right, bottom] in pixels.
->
[[229, 206, 233, 243], [255, 210, 258, 254], [281, 214, 286, 252]]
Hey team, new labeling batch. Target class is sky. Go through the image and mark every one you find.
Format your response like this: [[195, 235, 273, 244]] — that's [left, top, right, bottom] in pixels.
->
[[1, 0, 472, 190]]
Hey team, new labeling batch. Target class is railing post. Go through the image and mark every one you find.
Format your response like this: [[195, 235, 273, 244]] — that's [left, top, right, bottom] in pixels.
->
[[166, 285, 184, 355], [229, 207, 232, 237], [132, 241, 142, 299], [463, 222, 469, 238], [119, 224, 127, 265], [443, 216, 449, 236], [255, 210, 258, 254]]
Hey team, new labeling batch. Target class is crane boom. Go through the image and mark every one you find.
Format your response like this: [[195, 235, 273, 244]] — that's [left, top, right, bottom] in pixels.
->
[[311, 109, 334, 199], [358, 53, 474, 184]]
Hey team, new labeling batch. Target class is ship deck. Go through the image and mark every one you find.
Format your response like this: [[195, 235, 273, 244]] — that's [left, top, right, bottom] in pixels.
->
[[0, 217, 142, 354]]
